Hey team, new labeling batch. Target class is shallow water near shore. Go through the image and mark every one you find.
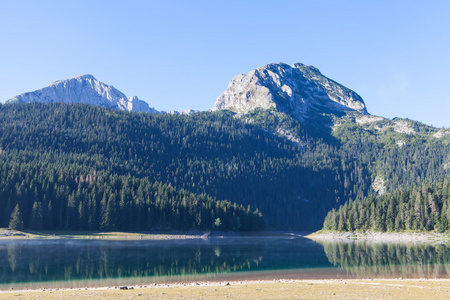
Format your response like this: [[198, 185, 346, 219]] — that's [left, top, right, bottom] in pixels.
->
[[1, 235, 450, 290]]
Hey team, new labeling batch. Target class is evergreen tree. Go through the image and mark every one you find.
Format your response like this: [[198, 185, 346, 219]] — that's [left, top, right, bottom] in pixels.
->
[[9, 204, 24, 231]]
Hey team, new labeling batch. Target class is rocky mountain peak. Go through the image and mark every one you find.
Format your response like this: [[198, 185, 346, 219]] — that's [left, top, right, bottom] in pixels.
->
[[75, 74, 96, 80], [212, 63, 368, 121], [6, 75, 159, 114]]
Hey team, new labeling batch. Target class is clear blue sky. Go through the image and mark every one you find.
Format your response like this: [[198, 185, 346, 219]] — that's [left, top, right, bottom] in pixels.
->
[[1, 0, 449, 127]]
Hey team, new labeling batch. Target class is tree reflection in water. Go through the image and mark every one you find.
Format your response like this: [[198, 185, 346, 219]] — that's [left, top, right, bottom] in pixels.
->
[[0, 239, 264, 284], [2, 237, 448, 286], [319, 240, 450, 278]]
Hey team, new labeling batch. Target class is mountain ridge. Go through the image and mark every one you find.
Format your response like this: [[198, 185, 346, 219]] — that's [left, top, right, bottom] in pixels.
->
[[5, 62, 369, 122]]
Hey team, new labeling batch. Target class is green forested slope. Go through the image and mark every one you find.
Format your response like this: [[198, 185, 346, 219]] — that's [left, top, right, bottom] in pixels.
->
[[322, 115, 450, 232], [322, 178, 450, 232], [1, 103, 449, 230], [0, 103, 264, 231]]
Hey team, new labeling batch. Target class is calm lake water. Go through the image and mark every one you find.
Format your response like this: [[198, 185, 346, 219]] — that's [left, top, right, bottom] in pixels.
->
[[1, 236, 449, 289]]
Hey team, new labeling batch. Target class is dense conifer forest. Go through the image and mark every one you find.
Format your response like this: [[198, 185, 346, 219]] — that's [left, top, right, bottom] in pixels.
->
[[322, 178, 450, 232], [0, 103, 264, 231], [0, 103, 449, 231], [1, 163, 263, 231]]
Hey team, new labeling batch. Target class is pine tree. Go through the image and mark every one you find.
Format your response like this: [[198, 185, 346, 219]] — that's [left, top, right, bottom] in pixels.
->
[[9, 204, 24, 231]]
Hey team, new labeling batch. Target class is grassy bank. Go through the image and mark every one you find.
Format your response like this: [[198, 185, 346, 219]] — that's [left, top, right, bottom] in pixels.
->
[[0, 279, 449, 299]]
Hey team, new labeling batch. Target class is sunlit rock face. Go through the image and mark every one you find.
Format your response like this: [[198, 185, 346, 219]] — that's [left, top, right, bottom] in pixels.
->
[[212, 63, 368, 120], [6, 74, 159, 113]]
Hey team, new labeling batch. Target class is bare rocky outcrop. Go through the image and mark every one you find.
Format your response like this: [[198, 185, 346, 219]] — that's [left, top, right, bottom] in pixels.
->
[[212, 63, 368, 121], [371, 176, 386, 196], [6, 74, 159, 114], [355, 115, 385, 124], [433, 129, 450, 138]]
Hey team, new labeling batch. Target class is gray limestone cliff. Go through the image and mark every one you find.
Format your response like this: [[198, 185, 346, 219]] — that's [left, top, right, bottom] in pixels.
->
[[212, 63, 368, 120], [6, 74, 159, 114]]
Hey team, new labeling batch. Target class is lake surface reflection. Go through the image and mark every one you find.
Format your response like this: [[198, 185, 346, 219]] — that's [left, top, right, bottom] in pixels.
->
[[0, 236, 449, 289], [319, 240, 450, 278]]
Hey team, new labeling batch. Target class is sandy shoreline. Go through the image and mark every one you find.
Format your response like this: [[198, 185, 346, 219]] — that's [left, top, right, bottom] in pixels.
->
[[307, 231, 450, 243], [0, 228, 303, 240], [0, 228, 223, 240], [1, 229, 450, 298], [1, 278, 449, 299], [3, 228, 449, 243]]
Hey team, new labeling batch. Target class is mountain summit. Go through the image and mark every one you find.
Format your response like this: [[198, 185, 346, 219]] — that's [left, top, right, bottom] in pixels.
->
[[6, 74, 159, 113], [212, 63, 368, 120]]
